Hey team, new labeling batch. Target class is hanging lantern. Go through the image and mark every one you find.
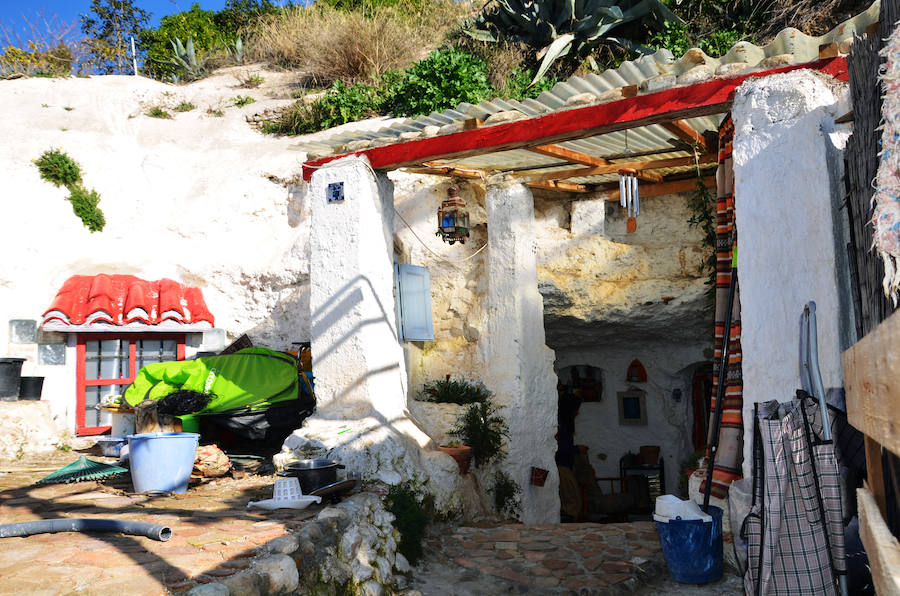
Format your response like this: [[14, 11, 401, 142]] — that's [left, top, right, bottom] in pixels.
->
[[618, 168, 640, 233], [436, 185, 470, 245]]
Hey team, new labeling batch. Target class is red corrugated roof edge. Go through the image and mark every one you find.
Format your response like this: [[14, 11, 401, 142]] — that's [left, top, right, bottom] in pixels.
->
[[42, 274, 215, 328]]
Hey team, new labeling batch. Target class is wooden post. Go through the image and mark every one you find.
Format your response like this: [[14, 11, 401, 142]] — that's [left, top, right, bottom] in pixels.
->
[[865, 436, 888, 517]]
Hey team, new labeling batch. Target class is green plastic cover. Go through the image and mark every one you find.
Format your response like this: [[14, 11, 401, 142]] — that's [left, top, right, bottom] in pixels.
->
[[123, 347, 298, 414]]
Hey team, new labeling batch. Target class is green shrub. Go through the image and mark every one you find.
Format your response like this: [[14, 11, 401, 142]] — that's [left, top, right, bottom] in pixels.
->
[[384, 481, 430, 565], [488, 470, 521, 519], [67, 185, 106, 233], [174, 101, 196, 112], [699, 29, 742, 58], [419, 376, 492, 405], [34, 149, 82, 187], [386, 48, 494, 117], [501, 67, 557, 100], [232, 95, 256, 107], [146, 106, 172, 119], [449, 398, 509, 468], [264, 80, 380, 135]]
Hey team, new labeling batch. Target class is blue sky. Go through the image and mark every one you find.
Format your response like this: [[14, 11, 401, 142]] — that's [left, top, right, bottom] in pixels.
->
[[0, 1, 243, 37]]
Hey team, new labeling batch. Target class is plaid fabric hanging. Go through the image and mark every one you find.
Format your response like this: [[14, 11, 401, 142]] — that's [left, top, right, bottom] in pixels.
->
[[742, 399, 847, 595], [701, 114, 744, 499]]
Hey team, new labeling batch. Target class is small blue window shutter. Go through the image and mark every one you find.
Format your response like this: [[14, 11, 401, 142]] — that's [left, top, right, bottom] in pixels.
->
[[397, 264, 434, 341]]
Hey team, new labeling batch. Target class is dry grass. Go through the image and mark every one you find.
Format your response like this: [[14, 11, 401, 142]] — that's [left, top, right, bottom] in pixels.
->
[[758, 0, 870, 40], [246, 1, 468, 85]]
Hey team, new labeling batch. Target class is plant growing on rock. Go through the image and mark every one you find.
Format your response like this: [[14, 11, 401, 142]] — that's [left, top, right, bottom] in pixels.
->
[[384, 481, 430, 565], [34, 148, 105, 233], [146, 106, 172, 118], [67, 185, 106, 232], [488, 470, 521, 519], [464, 0, 682, 84], [419, 376, 492, 405], [34, 148, 82, 187], [449, 397, 509, 468]]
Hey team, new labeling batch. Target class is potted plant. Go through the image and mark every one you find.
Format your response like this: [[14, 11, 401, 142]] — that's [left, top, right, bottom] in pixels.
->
[[446, 397, 509, 471], [438, 440, 474, 474]]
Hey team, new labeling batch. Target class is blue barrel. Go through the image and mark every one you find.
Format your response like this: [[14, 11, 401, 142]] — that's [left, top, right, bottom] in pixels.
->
[[655, 505, 723, 583], [128, 432, 199, 494]]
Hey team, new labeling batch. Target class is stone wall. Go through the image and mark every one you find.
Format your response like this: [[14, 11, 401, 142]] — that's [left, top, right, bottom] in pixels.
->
[[189, 493, 411, 596]]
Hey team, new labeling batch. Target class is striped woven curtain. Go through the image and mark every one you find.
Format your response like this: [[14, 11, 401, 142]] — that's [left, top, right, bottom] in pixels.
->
[[701, 114, 744, 499]]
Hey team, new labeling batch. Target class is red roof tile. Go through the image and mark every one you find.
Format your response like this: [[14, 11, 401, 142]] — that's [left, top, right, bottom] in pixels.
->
[[42, 274, 214, 330]]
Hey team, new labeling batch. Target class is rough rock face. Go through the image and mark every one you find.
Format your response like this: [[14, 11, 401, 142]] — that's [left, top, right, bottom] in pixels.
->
[[0, 71, 315, 351], [393, 176, 713, 385], [0, 402, 65, 459], [534, 192, 712, 349]]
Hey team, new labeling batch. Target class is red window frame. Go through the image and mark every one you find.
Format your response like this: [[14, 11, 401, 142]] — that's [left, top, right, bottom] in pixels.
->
[[75, 333, 185, 435]]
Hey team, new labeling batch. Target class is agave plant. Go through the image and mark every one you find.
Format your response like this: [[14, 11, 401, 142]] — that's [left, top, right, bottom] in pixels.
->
[[465, 0, 683, 84], [154, 36, 206, 81]]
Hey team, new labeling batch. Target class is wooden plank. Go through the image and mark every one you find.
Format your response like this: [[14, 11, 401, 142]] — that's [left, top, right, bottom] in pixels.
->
[[515, 153, 715, 182], [842, 310, 900, 457], [596, 175, 715, 202], [405, 165, 592, 193], [857, 487, 900, 596], [865, 436, 888, 516], [302, 57, 847, 179], [660, 120, 709, 152], [525, 144, 611, 166]]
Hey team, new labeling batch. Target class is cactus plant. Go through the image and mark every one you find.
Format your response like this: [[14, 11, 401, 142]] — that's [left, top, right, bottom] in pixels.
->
[[465, 0, 683, 84]]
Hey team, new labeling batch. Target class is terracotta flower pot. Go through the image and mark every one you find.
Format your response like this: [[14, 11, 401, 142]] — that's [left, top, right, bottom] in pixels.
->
[[438, 445, 474, 474], [530, 467, 549, 487]]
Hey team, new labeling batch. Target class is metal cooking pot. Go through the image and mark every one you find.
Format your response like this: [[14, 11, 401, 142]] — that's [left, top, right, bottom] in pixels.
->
[[277, 459, 345, 494]]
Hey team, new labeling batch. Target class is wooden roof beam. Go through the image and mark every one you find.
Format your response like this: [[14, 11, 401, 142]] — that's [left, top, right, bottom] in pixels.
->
[[515, 153, 715, 183], [595, 175, 716, 202], [405, 165, 593, 193], [525, 144, 611, 166], [661, 120, 709, 152]]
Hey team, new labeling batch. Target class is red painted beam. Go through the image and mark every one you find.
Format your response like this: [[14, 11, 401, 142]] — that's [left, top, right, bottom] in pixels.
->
[[302, 57, 847, 180]]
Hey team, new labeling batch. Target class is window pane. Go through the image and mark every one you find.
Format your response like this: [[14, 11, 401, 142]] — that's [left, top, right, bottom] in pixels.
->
[[161, 340, 177, 359], [85, 341, 101, 380], [84, 387, 100, 428], [99, 355, 120, 380], [100, 340, 121, 357]]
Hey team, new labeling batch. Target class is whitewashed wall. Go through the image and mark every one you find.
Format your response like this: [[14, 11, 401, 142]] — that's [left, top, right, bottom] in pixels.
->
[[731, 70, 852, 476], [556, 343, 708, 495]]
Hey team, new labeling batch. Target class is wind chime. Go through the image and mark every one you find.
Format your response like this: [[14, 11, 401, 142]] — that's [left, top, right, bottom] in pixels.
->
[[436, 185, 470, 245], [618, 168, 640, 233]]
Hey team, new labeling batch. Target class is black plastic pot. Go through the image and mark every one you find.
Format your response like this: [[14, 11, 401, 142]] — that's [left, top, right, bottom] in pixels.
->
[[18, 376, 44, 401], [277, 459, 345, 494], [0, 358, 25, 401]]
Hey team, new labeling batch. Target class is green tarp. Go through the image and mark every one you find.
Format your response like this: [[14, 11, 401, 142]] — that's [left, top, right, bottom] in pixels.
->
[[123, 347, 301, 415]]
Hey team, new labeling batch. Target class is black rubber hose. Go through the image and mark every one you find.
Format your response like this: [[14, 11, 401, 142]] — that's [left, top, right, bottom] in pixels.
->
[[0, 519, 172, 541]]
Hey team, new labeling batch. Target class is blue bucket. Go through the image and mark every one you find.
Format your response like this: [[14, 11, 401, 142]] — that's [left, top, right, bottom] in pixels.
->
[[128, 432, 199, 494], [655, 505, 724, 584]]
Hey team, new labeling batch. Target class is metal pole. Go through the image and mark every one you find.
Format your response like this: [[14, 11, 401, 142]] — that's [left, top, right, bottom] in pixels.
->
[[131, 36, 138, 76], [703, 250, 738, 512]]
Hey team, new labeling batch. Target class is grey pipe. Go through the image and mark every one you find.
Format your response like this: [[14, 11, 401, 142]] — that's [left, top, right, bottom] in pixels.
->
[[0, 518, 171, 541]]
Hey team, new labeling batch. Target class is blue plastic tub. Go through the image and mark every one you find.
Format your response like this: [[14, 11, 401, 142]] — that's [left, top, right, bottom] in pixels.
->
[[655, 505, 723, 584], [128, 432, 199, 494]]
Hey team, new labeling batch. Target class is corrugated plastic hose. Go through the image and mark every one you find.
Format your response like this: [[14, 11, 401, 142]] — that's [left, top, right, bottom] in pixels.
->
[[0, 519, 171, 541]]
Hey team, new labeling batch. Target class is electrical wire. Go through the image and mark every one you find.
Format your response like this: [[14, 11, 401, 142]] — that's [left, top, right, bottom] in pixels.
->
[[393, 207, 488, 264], [307, 154, 489, 265]]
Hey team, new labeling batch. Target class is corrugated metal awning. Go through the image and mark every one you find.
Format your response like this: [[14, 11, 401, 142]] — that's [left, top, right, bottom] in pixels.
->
[[298, 1, 876, 196]]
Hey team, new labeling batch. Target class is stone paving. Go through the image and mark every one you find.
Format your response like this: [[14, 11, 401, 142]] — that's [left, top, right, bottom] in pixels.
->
[[412, 521, 669, 595], [0, 451, 321, 595]]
